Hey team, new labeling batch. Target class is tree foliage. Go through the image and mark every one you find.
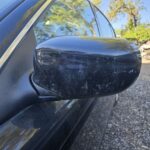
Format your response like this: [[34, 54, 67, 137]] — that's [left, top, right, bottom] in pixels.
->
[[122, 25, 150, 43], [34, 0, 102, 43], [107, 0, 144, 27], [91, 0, 102, 5]]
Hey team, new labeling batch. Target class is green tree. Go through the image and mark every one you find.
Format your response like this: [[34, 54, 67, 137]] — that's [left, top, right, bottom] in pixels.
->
[[107, 0, 144, 28], [91, 0, 102, 5], [34, 0, 102, 43], [122, 24, 150, 44]]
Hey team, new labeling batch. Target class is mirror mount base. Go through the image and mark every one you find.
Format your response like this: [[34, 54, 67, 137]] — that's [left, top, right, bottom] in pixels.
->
[[30, 74, 59, 101]]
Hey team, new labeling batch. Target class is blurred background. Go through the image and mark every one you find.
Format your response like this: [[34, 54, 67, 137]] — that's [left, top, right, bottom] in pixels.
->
[[92, 0, 150, 59]]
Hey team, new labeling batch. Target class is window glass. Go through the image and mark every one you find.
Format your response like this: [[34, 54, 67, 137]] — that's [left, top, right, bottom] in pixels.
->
[[33, 0, 99, 44], [94, 7, 115, 38]]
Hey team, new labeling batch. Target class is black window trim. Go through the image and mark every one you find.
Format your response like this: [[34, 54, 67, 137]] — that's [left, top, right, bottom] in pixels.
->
[[91, 4, 116, 38], [88, 0, 101, 37]]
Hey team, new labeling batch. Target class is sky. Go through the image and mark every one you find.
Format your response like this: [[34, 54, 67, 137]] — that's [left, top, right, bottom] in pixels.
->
[[98, 0, 150, 30]]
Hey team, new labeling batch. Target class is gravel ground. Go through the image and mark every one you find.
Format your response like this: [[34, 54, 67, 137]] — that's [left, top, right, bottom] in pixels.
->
[[71, 61, 150, 150]]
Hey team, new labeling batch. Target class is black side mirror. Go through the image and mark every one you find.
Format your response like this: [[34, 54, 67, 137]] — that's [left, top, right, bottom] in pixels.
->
[[32, 36, 141, 100]]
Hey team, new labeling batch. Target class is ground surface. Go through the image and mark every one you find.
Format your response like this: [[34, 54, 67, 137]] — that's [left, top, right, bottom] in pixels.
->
[[71, 59, 150, 150]]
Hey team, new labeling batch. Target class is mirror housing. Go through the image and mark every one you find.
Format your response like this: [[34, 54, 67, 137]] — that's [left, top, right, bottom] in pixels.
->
[[32, 36, 141, 100]]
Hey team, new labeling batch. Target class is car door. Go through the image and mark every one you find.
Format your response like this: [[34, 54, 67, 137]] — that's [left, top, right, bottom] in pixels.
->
[[0, 0, 100, 149]]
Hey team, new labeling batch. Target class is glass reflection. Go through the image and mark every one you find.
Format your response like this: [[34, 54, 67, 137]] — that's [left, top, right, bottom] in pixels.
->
[[94, 7, 115, 38], [0, 100, 70, 150], [34, 0, 99, 44]]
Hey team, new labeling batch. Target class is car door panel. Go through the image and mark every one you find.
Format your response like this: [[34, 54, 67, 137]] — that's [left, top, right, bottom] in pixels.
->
[[0, 29, 38, 124]]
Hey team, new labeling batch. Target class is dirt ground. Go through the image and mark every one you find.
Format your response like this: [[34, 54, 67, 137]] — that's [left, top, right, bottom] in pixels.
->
[[71, 58, 150, 150]]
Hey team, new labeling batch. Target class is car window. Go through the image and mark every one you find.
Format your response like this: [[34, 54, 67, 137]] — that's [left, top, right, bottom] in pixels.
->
[[33, 0, 100, 45], [93, 6, 115, 38]]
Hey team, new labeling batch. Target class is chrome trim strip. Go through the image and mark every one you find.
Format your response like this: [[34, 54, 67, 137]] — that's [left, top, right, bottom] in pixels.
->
[[0, 0, 52, 69]]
